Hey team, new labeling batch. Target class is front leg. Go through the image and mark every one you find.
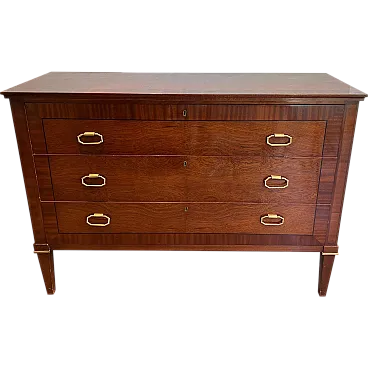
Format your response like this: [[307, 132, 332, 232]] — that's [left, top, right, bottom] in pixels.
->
[[318, 252, 336, 296], [34, 245, 56, 295]]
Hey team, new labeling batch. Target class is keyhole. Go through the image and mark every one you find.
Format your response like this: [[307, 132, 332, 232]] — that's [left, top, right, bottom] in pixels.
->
[[184, 206, 189, 212], [183, 161, 187, 167], [182, 109, 187, 117]]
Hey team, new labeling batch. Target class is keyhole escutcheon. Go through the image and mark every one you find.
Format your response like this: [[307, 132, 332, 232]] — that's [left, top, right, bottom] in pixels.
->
[[182, 109, 187, 117], [184, 206, 189, 212], [183, 161, 188, 167]]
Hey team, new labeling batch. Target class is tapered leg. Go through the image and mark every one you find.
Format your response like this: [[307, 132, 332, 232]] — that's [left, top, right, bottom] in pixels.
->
[[318, 253, 335, 296], [36, 251, 56, 295]]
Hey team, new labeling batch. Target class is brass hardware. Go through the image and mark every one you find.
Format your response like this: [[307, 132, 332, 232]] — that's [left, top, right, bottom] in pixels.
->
[[260, 213, 285, 226], [77, 132, 104, 145], [182, 109, 187, 117], [184, 206, 189, 212], [81, 173, 106, 187], [264, 175, 289, 189], [32, 244, 51, 254], [266, 133, 293, 147], [86, 213, 111, 227], [34, 250, 51, 254], [183, 161, 188, 167], [322, 252, 339, 256]]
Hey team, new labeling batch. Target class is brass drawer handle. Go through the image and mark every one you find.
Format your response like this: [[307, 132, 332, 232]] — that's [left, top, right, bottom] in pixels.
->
[[264, 175, 289, 189], [81, 173, 106, 187], [260, 213, 284, 226], [77, 132, 104, 145], [86, 213, 111, 227], [266, 133, 292, 147]]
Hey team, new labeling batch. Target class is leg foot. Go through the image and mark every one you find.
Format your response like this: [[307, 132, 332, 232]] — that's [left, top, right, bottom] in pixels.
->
[[36, 251, 56, 295], [318, 253, 335, 296]]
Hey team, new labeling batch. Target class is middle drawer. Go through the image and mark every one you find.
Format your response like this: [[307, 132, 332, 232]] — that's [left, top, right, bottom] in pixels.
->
[[47, 156, 321, 203]]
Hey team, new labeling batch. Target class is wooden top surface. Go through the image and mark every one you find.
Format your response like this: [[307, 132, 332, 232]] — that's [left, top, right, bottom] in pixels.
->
[[2, 72, 366, 98]]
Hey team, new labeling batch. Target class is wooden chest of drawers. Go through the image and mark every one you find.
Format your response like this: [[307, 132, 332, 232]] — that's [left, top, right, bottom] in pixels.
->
[[2, 73, 366, 295]]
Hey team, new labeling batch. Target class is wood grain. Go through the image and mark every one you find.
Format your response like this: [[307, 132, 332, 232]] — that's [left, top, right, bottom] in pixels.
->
[[56, 203, 187, 233], [34, 155, 54, 201], [29, 103, 343, 157], [41, 155, 321, 203], [51, 242, 322, 252], [186, 203, 315, 234], [43, 119, 186, 155], [38, 103, 187, 121], [33, 103, 342, 121], [313, 205, 330, 244], [25, 104, 344, 158], [25, 103, 48, 153], [3, 73, 366, 295], [9, 99, 47, 243], [47, 155, 187, 202], [36, 251, 56, 295], [54, 202, 315, 235], [42, 119, 326, 156], [16, 96, 364, 104], [316, 158, 337, 204], [318, 253, 335, 296], [41, 201, 323, 248], [186, 121, 325, 157], [186, 156, 321, 203], [41, 201, 328, 248], [328, 103, 359, 244], [3, 73, 366, 98]]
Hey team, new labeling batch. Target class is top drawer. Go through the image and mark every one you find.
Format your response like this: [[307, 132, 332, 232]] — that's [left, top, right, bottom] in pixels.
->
[[43, 119, 325, 156], [29, 103, 342, 155]]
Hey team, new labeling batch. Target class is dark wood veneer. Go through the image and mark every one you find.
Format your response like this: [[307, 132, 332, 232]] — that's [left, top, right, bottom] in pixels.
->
[[42, 119, 326, 157], [9, 100, 47, 243], [327, 103, 359, 245], [3, 73, 365, 97], [42, 155, 321, 203], [55, 202, 316, 235], [40, 201, 329, 247], [29, 104, 344, 157], [2, 73, 366, 295], [187, 156, 321, 203]]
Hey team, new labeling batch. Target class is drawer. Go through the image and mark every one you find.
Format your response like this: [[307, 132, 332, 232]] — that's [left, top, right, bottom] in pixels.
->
[[186, 204, 315, 234], [186, 156, 321, 203], [55, 203, 315, 235], [48, 156, 321, 203], [43, 119, 325, 156], [49, 156, 186, 202], [56, 203, 186, 233]]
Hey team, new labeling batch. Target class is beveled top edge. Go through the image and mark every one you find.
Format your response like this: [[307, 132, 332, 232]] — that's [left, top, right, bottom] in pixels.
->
[[2, 72, 367, 98]]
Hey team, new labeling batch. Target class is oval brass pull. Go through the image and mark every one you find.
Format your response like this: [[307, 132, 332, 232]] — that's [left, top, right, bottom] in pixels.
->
[[86, 213, 111, 227], [266, 133, 292, 147], [77, 132, 104, 145], [81, 174, 106, 187], [264, 175, 289, 189], [260, 213, 284, 226]]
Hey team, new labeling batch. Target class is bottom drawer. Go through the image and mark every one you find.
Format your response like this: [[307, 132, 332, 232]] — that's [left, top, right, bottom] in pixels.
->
[[55, 203, 315, 235]]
